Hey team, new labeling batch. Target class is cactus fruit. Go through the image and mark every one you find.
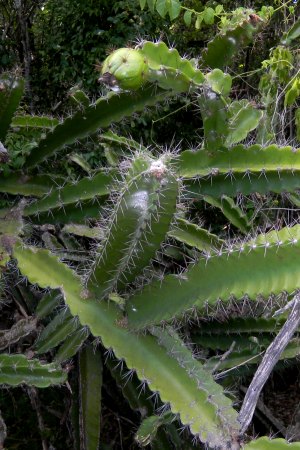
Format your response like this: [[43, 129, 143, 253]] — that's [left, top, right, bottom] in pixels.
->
[[100, 48, 148, 90]]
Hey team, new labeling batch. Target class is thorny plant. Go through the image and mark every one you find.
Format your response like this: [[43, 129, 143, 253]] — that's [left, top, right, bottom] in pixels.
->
[[2, 5, 300, 450]]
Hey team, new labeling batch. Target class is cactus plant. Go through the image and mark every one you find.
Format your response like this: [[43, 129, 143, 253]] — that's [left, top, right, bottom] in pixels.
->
[[2, 11, 300, 448]]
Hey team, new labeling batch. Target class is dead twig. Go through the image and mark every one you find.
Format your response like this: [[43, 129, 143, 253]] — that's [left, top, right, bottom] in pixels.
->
[[27, 387, 48, 450], [238, 293, 300, 434], [0, 409, 7, 450]]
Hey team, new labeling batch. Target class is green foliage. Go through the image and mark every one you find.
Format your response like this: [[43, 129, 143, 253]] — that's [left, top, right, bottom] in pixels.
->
[[30, 0, 167, 103], [0, 206, 23, 269], [281, 17, 300, 46], [139, 0, 181, 20], [226, 100, 263, 146], [202, 9, 265, 69]]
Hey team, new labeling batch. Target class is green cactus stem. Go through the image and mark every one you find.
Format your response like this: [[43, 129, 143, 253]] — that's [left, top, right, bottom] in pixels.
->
[[179, 144, 300, 178], [35, 310, 80, 354], [35, 290, 62, 319], [24, 171, 113, 217], [32, 199, 104, 225], [78, 344, 102, 450], [87, 155, 178, 297], [0, 76, 24, 141], [54, 327, 89, 363], [13, 244, 240, 448], [168, 218, 224, 251], [127, 224, 300, 328], [203, 195, 251, 234], [0, 354, 66, 387], [24, 86, 169, 169], [11, 115, 59, 129], [0, 173, 64, 197], [244, 437, 300, 449], [141, 41, 205, 91]]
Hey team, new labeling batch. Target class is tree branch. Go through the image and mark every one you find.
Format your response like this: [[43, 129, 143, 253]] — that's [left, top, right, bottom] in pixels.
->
[[238, 293, 300, 434]]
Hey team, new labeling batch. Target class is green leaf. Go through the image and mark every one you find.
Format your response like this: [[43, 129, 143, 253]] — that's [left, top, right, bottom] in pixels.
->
[[203, 7, 215, 25], [195, 14, 203, 30], [284, 77, 300, 107], [167, 0, 181, 20], [79, 344, 102, 450], [296, 108, 300, 142], [183, 10, 192, 27], [281, 18, 300, 46], [226, 100, 263, 146], [206, 69, 232, 96], [140, 0, 147, 9], [147, 0, 155, 13], [156, 0, 168, 18], [215, 4, 223, 14]]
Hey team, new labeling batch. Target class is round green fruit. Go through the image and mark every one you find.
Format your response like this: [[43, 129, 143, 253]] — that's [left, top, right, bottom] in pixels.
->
[[101, 48, 148, 90]]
